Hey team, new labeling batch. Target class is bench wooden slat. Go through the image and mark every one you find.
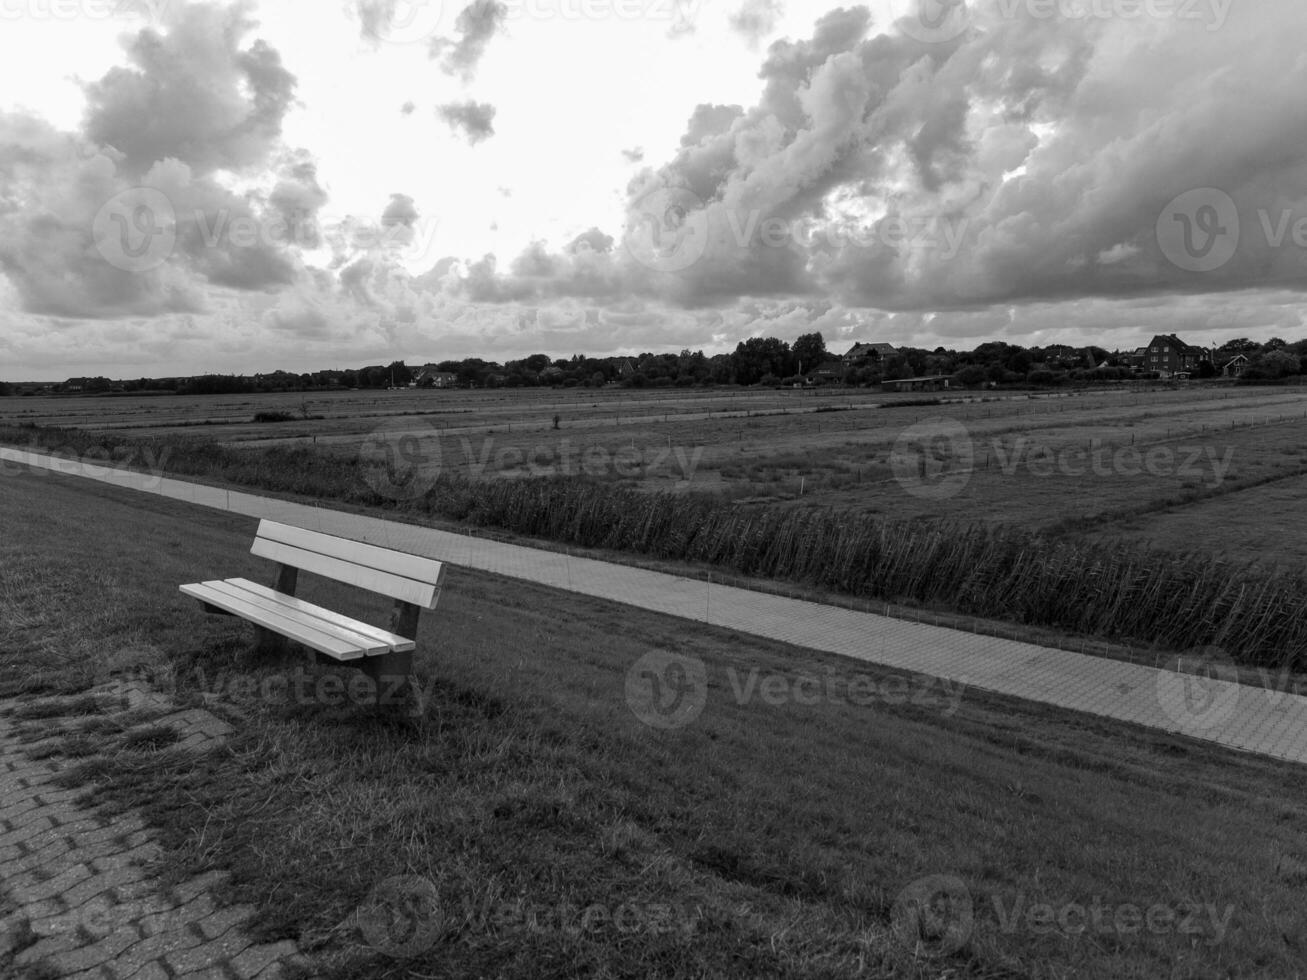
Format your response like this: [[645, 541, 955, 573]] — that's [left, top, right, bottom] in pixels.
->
[[222, 578, 416, 651], [180, 582, 375, 660], [200, 580, 400, 656], [256, 521, 445, 591], [250, 538, 439, 609]]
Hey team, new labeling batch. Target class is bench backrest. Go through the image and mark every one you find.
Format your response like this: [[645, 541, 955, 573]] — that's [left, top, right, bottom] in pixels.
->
[[251, 520, 446, 609]]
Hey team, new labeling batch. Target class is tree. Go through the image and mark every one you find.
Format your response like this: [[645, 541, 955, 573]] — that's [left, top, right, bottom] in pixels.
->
[[730, 337, 794, 385], [1222, 338, 1261, 355], [1243, 350, 1301, 380], [883, 354, 913, 381], [792, 332, 827, 373], [0, 381, 10, 396]]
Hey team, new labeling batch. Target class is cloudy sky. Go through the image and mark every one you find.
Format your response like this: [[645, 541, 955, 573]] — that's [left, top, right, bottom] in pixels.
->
[[1, 0, 1304, 379]]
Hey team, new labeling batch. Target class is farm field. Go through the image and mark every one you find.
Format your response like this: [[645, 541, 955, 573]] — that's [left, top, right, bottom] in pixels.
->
[[7, 382, 1307, 563]]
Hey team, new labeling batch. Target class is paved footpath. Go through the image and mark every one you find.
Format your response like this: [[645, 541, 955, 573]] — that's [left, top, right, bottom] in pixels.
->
[[4, 446, 1307, 768], [0, 683, 306, 979]]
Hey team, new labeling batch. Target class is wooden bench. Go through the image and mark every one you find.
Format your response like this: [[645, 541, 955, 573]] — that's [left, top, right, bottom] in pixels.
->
[[180, 520, 445, 700]]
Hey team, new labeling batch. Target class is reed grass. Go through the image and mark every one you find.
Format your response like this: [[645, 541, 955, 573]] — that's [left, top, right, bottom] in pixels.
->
[[5, 421, 1304, 670]]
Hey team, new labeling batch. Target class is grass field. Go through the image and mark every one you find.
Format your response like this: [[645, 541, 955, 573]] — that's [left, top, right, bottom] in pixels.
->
[[4, 466, 1307, 978], [7, 382, 1307, 546], [10, 381, 1307, 670]]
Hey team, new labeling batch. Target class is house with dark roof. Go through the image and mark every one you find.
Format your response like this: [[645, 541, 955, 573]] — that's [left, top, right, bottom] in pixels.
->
[[411, 365, 458, 388], [807, 359, 846, 384], [1222, 354, 1250, 378], [843, 342, 897, 365], [1134, 335, 1209, 378]]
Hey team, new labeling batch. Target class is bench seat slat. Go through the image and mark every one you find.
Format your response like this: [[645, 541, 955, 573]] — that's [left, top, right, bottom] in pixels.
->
[[180, 581, 376, 660], [250, 538, 438, 609], [199, 580, 398, 656], [221, 578, 416, 651], [257, 521, 445, 590]]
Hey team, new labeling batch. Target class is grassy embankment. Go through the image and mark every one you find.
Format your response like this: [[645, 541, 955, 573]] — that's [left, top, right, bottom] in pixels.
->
[[2, 421, 1307, 671], [2, 466, 1307, 978]]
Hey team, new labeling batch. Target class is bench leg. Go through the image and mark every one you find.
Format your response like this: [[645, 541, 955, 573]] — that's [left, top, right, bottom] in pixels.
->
[[356, 600, 423, 711], [252, 564, 300, 659], [253, 626, 290, 656], [359, 649, 414, 709]]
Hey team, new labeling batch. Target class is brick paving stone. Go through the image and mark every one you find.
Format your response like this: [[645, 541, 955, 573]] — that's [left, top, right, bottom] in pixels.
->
[[229, 940, 298, 979], [35, 787, 86, 806], [1, 912, 28, 960], [0, 797, 40, 824], [125, 960, 172, 980], [137, 894, 217, 938], [90, 841, 162, 875], [124, 829, 156, 848], [107, 925, 205, 977], [11, 924, 84, 965], [7, 834, 74, 876], [65, 967, 119, 980], [2, 798, 62, 830], [19, 821, 91, 861], [9, 861, 94, 905], [26, 801, 87, 831], [164, 926, 259, 975], [194, 904, 257, 942], [68, 818, 146, 849], [58, 863, 152, 915], [22, 896, 71, 933], [42, 925, 145, 975], [171, 870, 231, 906], [177, 966, 240, 979], [0, 816, 58, 851]]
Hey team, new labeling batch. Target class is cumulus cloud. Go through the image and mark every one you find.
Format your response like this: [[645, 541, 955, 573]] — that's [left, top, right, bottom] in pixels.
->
[[459, 1, 1307, 319], [438, 101, 496, 144], [728, 0, 783, 47], [431, 0, 506, 80], [8, 0, 1307, 379], [0, 3, 318, 320], [83, 1, 296, 178], [622, 147, 645, 164]]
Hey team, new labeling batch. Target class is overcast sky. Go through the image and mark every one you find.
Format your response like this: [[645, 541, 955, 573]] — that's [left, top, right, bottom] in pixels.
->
[[1, 0, 1304, 379]]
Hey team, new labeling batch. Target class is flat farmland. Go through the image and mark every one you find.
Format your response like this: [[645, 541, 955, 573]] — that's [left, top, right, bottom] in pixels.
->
[[6, 382, 1307, 564]]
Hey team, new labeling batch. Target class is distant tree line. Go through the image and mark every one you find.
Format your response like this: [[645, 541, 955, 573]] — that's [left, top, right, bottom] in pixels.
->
[[11, 333, 1307, 396]]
